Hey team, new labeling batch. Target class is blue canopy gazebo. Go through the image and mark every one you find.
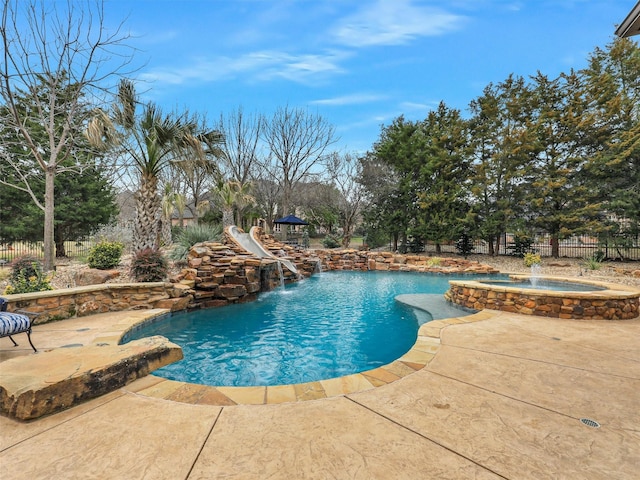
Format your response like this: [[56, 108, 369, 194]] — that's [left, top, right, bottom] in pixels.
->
[[274, 215, 308, 245], [274, 214, 309, 226]]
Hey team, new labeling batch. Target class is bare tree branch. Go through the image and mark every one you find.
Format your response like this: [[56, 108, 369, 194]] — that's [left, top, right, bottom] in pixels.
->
[[260, 105, 338, 220], [1, 0, 136, 269]]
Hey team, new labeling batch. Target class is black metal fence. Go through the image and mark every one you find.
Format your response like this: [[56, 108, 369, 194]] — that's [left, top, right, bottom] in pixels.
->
[[406, 233, 640, 261], [3, 232, 639, 269], [0, 240, 96, 267]]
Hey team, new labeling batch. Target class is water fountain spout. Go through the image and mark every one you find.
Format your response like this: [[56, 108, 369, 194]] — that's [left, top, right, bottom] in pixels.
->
[[530, 263, 541, 287]]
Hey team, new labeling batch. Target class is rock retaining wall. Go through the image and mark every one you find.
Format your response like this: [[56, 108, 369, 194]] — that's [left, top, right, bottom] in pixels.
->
[[172, 229, 500, 310], [251, 228, 499, 275], [446, 279, 640, 320], [179, 242, 279, 309], [315, 250, 499, 274], [3, 283, 192, 324]]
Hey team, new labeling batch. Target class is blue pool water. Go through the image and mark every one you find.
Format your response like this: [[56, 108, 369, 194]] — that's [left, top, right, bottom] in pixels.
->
[[124, 271, 495, 387]]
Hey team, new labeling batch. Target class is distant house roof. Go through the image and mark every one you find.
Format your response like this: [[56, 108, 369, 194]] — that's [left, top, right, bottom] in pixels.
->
[[171, 208, 195, 220], [616, 1, 640, 37]]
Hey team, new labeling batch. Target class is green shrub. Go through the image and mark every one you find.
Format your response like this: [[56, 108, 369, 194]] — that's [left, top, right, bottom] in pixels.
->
[[426, 257, 442, 267], [509, 235, 534, 257], [169, 223, 222, 260], [523, 253, 541, 267], [362, 229, 388, 249], [130, 248, 168, 282], [322, 234, 342, 248], [455, 233, 474, 258], [9, 256, 40, 283], [583, 254, 603, 270], [87, 241, 124, 269], [5, 256, 52, 294]]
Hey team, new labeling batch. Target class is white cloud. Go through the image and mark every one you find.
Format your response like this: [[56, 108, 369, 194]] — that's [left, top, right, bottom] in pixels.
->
[[139, 50, 351, 87], [505, 2, 524, 12], [311, 93, 387, 106], [132, 29, 179, 45], [255, 51, 349, 83], [331, 0, 466, 47], [400, 100, 439, 112]]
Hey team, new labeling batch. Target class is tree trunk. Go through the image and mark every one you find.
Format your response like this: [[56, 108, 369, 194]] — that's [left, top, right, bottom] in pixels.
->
[[133, 175, 161, 252], [161, 216, 172, 246], [341, 218, 353, 248], [43, 166, 56, 271], [551, 236, 560, 258], [341, 234, 351, 248], [488, 236, 495, 256], [435, 243, 442, 254], [222, 208, 234, 228], [55, 231, 66, 257]]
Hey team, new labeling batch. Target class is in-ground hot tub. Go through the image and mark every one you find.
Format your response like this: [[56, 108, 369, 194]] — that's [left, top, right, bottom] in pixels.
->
[[445, 275, 640, 320]]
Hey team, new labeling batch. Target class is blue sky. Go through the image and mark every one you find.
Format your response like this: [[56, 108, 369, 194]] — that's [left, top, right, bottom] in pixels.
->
[[105, 0, 637, 153]]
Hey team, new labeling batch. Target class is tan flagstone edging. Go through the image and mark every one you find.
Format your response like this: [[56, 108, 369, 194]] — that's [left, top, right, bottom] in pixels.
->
[[127, 311, 495, 406]]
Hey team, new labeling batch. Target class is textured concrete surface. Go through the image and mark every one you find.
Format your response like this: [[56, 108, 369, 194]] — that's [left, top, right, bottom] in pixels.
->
[[1, 310, 639, 479]]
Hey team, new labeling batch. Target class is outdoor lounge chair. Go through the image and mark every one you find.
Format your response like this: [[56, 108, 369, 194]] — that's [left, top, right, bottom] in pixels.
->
[[0, 297, 37, 352]]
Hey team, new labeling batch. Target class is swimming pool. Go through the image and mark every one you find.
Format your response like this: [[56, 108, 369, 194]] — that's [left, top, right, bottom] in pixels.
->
[[124, 271, 491, 387]]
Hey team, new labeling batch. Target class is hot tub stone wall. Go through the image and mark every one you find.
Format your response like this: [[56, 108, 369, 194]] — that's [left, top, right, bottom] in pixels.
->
[[445, 283, 639, 320]]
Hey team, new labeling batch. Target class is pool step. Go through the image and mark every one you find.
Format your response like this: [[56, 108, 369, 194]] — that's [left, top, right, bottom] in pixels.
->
[[395, 294, 476, 324]]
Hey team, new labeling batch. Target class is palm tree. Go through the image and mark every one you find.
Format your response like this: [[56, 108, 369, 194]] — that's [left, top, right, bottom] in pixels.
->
[[160, 183, 185, 246], [215, 181, 238, 228], [170, 116, 223, 221], [214, 180, 256, 228], [87, 79, 222, 252], [232, 181, 256, 228]]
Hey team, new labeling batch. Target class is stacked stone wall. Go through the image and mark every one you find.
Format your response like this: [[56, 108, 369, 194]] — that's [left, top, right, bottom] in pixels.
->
[[172, 241, 288, 309], [313, 250, 499, 274], [251, 228, 498, 275], [176, 231, 500, 310], [3, 283, 191, 324], [446, 282, 639, 320]]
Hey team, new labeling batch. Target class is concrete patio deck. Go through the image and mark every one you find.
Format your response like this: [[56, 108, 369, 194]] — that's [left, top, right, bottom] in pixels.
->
[[1, 309, 639, 479]]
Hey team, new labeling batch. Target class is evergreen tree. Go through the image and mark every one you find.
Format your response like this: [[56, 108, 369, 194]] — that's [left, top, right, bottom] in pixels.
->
[[365, 117, 421, 250], [468, 75, 536, 255], [583, 38, 640, 237], [0, 82, 117, 256], [53, 163, 117, 256], [527, 72, 605, 257], [411, 102, 471, 253]]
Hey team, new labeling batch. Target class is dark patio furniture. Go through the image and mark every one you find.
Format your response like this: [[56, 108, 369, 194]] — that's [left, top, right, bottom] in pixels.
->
[[0, 297, 37, 352]]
